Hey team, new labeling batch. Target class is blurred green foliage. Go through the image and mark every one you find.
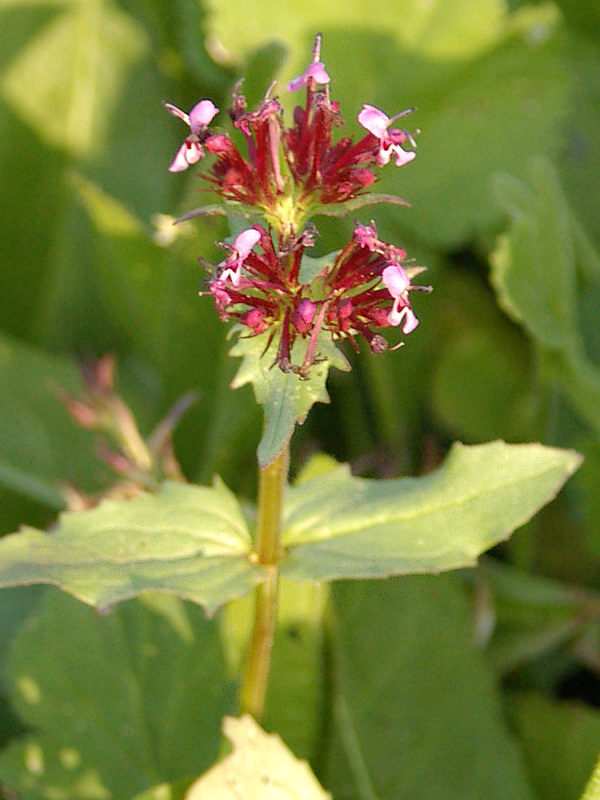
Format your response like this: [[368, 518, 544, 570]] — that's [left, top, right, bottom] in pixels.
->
[[2, 0, 600, 798]]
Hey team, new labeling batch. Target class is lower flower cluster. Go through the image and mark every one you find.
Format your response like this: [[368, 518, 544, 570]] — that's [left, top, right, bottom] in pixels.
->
[[206, 223, 430, 377]]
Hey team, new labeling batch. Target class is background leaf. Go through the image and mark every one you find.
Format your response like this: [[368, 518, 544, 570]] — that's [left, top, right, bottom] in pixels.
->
[[324, 575, 536, 800], [0, 589, 233, 799]]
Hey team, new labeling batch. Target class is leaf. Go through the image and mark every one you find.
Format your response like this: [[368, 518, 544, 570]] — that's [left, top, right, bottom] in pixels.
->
[[133, 779, 194, 800], [324, 576, 537, 800], [297, 251, 339, 285], [0, 589, 233, 799], [280, 441, 581, 583], [491, 159, 578, 351], [430, 322, 537, 443], [582, 756, 600, 800], [175, 202, 260, 223], [0, 481, 265, 613], [473, 559, 600, 674], [0, 333, 110, 507], [309, 193, 410, 219], [208, 0, 506, 65], [230, 331, 350, 468], [184, 715, 330, 800], [262, 580, 328, 759], [508, 692, 600, 800], [491, 158, 600, 438]]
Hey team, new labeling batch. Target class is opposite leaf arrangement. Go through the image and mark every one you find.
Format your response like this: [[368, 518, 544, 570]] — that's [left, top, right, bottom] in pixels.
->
[[0, 34, 584, 800]]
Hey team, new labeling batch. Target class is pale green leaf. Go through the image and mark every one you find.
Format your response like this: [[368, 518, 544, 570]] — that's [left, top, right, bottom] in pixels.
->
[[0, 0, 148, 157], [230, 331, 350, 468], [0, 481, 264, 613], [0, 590, 232, 799], [281, 441, 581, 582], [491, 158, 578, 351], [491, 158, 600, 438], [184, 715, 330, 800], [582, 757, 600, 800], [208, 0, 505, 65]]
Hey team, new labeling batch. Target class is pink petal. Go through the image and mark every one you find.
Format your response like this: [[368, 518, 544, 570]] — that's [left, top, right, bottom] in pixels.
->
[[387, 303, 419, 332], [189, 99, 219, 132], [358, 104, 390, 138], [233, 228, 261, 259], [401, 307, 419, 333], [168, 142, 193, 172], [287, 61, 331, 92], [389, 144, 416, 167], [168, 140, 203, 172], [382, 265, 410, 297], [219, 266, 242, 287]]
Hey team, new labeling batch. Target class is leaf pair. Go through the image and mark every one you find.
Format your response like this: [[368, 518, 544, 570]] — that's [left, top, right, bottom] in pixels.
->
[[0, 442, 581, 615]]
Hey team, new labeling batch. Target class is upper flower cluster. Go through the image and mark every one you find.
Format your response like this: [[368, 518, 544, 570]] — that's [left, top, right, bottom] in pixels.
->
[[165, 35, 429, 375], [165, 37, 416, 236]]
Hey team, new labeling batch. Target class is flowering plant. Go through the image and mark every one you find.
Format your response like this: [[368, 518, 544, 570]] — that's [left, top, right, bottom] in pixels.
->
[[0, 31, 583, 800]]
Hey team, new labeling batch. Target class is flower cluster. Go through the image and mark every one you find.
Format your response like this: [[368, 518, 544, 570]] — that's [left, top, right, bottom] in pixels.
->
[[166, 35, 429, 376]]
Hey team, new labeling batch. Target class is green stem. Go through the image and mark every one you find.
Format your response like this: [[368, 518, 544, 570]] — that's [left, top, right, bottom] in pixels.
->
[[239, 446, 288, 719]]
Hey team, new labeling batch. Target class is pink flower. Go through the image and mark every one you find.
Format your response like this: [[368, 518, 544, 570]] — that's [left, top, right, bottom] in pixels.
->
[[358, 104, 416, 167], [218, 228, 262, 286], [165, 99, 219, 172], [382, 264, 419, 332], [287, 61, 330, 92]]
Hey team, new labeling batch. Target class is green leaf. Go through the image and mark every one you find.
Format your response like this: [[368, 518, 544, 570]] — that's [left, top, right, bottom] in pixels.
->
[[297, 251, 339, 285], [473, 559, 600, 674], [309, 193, 410, 219], [280, 441, 581, 582], [491, 158, 600, 438], [508, 692, 600, 800], [491, 159, 578, 351], [230, 331, 350, 468], [0, 589, 233, 799], [184, 715, 331, 800], [262, 580, 328, 760], [220, 576, 328, 761], [0, 481, 264, 613], [431, 324, 537, 443], [175, 202, 260, 223], [0, 333, 111, 507], [582, 756, 600, 800], [325, 576, 536, 800], [133, 779, 194, 800], [208, 0, 505, 65]]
